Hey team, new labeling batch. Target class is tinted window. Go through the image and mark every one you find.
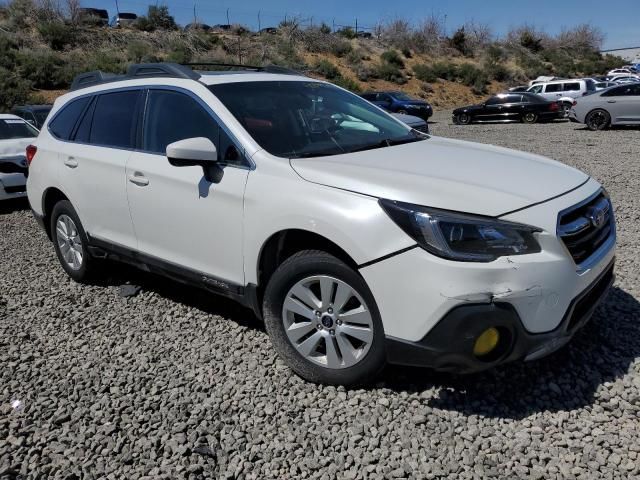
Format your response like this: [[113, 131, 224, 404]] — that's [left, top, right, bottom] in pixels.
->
[[49, 96, 91, 140], [74, 97, 96, 143], [361, 94, 376, 100], [90, 90, 140, 148], [606, 84, 640, 96], [603, 86, 630, 97], [0, 118, 38, 140], [143, 90, 218, 155], [209, 81, 419, 159], [545, 84, 562, 93], [563, 82, 581, 91], [485, 96, 507, 105]]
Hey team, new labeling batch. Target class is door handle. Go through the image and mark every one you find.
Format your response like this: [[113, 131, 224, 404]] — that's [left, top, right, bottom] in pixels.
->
[[607, 100, 617, 103], [64, 157, 78, 168], [128, 172, 149, 186]]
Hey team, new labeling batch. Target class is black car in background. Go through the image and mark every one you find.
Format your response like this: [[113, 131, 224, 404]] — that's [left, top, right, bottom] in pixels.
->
[[10, 105, 52, 129], [453, 93, 562, 125], [360, 91, 433, 121]]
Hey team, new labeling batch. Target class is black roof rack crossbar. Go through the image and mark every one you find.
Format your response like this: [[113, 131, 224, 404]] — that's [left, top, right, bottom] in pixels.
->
[[69, 62, 202, 91], [181, 62, 304, 76]]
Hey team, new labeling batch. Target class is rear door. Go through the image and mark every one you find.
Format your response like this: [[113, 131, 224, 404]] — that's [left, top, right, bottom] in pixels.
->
[[54, 89, 141, 249]]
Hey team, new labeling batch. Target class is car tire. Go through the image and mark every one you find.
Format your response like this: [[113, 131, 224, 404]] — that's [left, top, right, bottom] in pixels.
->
[[455, 113, 472, 125], [560, 102, 572, 118], [50, 200, 99, 283], [585, 109, 611, 131], [522, 112, 538, 124], [262, 250, 386, 386]]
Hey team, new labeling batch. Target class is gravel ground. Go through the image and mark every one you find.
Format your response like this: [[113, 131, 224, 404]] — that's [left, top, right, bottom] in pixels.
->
[[1, 112, 640, 479]]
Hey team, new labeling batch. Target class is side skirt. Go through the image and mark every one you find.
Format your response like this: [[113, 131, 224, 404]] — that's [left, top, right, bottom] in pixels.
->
[[86, 234, 262, 319]]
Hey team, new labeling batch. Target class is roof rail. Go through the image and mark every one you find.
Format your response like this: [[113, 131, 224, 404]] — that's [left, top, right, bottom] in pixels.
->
[[69, 62, 202, 91], [182, 62, 304, 76]]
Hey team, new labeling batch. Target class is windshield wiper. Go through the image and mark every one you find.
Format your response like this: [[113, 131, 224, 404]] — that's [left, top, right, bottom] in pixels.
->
[[348, 136, 424, 154]]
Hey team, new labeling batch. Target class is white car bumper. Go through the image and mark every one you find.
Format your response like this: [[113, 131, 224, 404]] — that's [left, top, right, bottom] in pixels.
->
[[361, 179, 615, 372]]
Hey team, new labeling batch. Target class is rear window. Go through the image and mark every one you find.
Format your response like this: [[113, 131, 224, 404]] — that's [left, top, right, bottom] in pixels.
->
[[0, 118, 38, 140], [49, 96, 91, 140], [89, 90, 140, 148]]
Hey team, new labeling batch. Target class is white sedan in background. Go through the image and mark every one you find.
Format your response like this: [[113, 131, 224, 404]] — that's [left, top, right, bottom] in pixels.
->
[[0, 114, 38, 201], [570, 83, 640, 130]]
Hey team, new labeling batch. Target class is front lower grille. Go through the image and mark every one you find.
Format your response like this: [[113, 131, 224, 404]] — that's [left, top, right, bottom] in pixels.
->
[[557, 191, 614, 266]]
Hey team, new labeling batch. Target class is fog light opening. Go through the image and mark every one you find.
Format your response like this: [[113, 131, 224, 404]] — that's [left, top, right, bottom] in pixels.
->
[[473, 327, 511, 362]]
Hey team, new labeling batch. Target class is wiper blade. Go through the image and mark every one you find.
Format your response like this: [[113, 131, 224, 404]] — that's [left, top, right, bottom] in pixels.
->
[[348, 136, 423, 153]]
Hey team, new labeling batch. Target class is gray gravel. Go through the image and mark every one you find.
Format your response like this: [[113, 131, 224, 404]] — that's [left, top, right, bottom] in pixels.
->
[[2, 112, 640, 479]]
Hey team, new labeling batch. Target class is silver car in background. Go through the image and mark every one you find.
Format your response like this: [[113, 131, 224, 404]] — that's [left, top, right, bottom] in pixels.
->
[[570, 83, 640, 130]]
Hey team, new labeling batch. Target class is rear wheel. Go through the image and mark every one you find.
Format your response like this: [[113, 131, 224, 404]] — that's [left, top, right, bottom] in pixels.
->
[[586, 109, 611, 131], [455, 113, 472, 125], [560, 102, 572, 118], [522, 112, 538, 124], [50, 200, 99, 282], [262, 250, 386, 386]]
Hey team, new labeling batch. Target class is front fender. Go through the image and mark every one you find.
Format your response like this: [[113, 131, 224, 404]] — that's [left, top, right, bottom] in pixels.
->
[[243, 152, 415, 284]]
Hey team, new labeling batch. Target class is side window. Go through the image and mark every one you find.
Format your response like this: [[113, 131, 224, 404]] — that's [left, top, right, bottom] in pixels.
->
[[545, 84, 562, 93], [73, 97, 96, 143], [90, 90, 140, 148], [528, 85, 543, 94], [49, 96, 91, 140], [563, 82, 581, 92], [143, 90, 219, 156], [602, 86, 626, 97]]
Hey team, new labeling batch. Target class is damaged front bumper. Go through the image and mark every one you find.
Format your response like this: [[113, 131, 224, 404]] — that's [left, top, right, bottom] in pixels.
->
[[384, 260, 614, 373]]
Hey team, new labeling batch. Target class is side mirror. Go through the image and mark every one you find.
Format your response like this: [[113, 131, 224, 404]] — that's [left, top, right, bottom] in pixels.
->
[[166, 137, 223, 183]]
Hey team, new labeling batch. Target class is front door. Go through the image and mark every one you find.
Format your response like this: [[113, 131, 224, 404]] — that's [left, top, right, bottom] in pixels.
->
[[125, 88, 249, 286]]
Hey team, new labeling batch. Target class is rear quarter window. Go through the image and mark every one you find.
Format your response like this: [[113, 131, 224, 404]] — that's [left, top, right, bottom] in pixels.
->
[[48, 96, 91, 140]]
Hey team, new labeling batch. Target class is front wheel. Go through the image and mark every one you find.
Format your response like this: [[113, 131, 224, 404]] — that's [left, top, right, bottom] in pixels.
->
[[522, 112, 538, 124], [454, 113, 472, 125], [586, 109, 611, 131], [262, 250, 386, 386]]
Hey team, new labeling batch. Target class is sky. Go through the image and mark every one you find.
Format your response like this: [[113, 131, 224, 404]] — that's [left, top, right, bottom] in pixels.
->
[[83, 0, 639, 50]]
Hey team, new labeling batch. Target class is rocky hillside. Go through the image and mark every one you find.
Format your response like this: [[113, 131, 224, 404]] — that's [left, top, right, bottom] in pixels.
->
[[0, 1, 625, 111]]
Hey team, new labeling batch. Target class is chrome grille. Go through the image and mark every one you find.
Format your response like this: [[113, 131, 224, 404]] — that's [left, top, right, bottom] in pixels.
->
[[557, 191, 614, 267]]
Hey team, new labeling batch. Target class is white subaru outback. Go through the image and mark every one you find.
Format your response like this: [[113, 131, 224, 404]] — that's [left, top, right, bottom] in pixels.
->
[[26, 63, 616, 385]]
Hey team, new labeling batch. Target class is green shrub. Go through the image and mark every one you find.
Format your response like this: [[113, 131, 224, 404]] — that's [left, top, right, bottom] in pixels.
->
[[0, 35, 19, 70], [376, 62, 406, 84], [380, 50, 404, 68], [319, 23, 331, 34], [413, 64, 437, 82], [330, 39, 352, 58], [457, 63, 487, 87], [431, 61, 458, 80], [336, 27, 356, 39], [16, 49, 72, 89], [0, 66, 32, 112], [401, 47, 412, 58], [314, 59, 341, 80], [37, 22, 75, 51], [167, 42, 192, 63], [127, 41, 151, 63], [332, 75, 361, 92]]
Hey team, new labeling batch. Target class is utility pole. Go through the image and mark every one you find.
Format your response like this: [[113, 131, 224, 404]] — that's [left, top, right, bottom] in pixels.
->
[[226, 8, 230, 26], [332, 18, 335, 32], [355, 18, 358, 36], [114, 0, 119, 15], [258, 10, 261, 32], [193, 3, 196, 25]]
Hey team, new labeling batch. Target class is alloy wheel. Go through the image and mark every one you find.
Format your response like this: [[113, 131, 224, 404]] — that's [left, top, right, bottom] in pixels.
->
[[282, 275, 374, 369], [56, 214, 83, 270], [587, 110, 609, 130]]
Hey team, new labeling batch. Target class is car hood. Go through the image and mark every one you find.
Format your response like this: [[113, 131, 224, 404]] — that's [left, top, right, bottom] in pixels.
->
[[289, 136, 588, 217], [0, 138, 31, 162], [391, 113, 424, 126]]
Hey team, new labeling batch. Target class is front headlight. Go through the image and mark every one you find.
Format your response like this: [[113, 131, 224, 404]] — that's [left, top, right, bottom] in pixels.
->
[[380, 199, 541, 262]]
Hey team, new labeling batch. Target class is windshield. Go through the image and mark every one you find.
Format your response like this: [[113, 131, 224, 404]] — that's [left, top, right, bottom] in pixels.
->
[[391, 91, 413, 101], [209, 81, 425, 158], [0, 118, 38, 140]]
